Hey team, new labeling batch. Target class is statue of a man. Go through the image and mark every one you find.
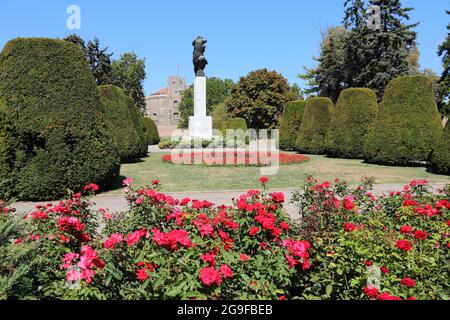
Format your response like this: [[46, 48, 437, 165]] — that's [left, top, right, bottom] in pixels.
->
[[192, 36, 208, 76]]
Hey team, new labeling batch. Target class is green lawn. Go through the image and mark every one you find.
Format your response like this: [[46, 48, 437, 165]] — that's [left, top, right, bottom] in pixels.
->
[[106, 153, 450, 194]]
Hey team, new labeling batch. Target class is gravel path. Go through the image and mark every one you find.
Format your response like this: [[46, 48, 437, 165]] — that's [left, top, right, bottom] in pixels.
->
[[11, 183, 447, 220]]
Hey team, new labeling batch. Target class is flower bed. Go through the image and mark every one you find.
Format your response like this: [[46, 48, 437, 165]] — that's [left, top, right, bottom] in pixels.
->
[[1, 177, 449, 300], [161, 151, 310, 166]]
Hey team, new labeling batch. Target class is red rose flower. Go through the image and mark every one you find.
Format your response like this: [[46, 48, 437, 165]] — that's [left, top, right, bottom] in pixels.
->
[[380, 267, 389, 274], [343, 196, 356, 210], [401, 277, 415, 287], [239, 254, 250, 261], [396, 240, 412, 251], [259, 177, 269, 184], [199, 267, 222, 286], [344, 223, 356, 232], [413, 230, 428, 240], [364, 286, 379, 299], [400, 225, 413, 234], [364, 260, 373, 267], [377, 292, 402, 301], [220, 264, 234, 279], [279, 222, 290, 230], [249, 226, 260, 236]]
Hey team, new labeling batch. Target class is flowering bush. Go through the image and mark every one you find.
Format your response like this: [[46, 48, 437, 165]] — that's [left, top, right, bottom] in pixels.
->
[[292, 177, 450, 300], [2, 179, 310, 300], [2, 177, 449, 300]]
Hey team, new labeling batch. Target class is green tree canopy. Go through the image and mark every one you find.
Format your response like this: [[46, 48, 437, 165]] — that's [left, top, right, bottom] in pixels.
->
[[437, 10, 450, 117], [111, 52, 147, 113], [227, 69, 297, 130]]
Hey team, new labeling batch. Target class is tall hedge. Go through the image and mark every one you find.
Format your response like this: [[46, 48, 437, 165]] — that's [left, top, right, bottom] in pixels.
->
[[296, 97, 334, 154], [141, 117, 160, 145], [279, 100, 306, 151], [0, 38, 120, 201], [364, 75, 443, 165], [430, 123, 450, 175], [326, 88, 378, 158], [98, 85, 147, 162]]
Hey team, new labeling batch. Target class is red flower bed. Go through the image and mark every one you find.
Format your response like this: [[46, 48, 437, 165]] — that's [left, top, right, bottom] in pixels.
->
[[161, 151, 309, 166]]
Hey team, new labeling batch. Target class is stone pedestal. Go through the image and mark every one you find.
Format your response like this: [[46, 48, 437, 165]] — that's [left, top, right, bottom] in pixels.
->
[[189, 76, 212, 139]]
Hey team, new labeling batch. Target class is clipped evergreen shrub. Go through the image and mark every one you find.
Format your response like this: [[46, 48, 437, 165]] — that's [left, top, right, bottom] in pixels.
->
[[364, 75, 443, 165], [141, 117, 160, 145], [430, 123, 450, 175], [296, 97, 334, 154], [98, 85, 148, 162], [326, 88, 378, 158], [279, 100, 306, 151], [0, 38, 120, 201], [219, 118, 248, 136]]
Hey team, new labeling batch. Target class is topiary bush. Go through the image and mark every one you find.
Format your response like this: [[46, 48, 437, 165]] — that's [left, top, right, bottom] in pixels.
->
[[98, 85, 147, 162], [326, 88, 378, 158], [220, 118, 248, 136], [296, 97, 334, 154], [0, 38, 120, 201], [141, 117, 160, 145], [364, 75, 443, 166], [279, 101, 306, 151], [430, 123, 450, 175]]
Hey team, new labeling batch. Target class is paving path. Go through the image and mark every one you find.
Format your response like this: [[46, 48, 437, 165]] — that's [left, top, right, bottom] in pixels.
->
[[11, 184, 447, 220]]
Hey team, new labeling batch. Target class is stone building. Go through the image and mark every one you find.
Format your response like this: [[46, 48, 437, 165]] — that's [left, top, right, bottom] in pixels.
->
[[146, 76, 186, 125]]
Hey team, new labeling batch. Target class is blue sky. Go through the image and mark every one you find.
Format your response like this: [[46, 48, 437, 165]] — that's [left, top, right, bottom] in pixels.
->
[[0, 0, 448, 95]]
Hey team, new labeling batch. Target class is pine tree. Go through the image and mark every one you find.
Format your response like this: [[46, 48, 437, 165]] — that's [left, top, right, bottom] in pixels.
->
[[437, 10, 450, 117], [86, 38, 113, 85], [342, 0, 418, 100], [299, 26, 349, 103]]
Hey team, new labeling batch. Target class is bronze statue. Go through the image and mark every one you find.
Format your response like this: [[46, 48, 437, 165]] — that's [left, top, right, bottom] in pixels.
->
[[192, 36, 208, 76]]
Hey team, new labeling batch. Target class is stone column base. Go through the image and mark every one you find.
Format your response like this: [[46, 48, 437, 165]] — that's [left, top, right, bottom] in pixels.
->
[[189, 116, 213, 140]]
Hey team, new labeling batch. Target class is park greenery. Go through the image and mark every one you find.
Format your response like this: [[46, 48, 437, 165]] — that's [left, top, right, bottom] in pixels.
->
[[0, 0, 449, 301]]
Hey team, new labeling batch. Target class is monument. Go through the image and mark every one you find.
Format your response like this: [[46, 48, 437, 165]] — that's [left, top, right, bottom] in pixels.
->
[[189, 36, 213, 139]]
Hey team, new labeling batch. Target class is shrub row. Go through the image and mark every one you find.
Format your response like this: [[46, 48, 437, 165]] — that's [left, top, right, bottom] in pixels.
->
[[279, 100, 305, 151], [284, 76, 447, 174]]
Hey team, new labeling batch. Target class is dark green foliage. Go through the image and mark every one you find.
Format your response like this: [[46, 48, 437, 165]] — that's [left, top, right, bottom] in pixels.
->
[[219, 118, 248, 136], [111, 52, 147, 113], [296, 97, 334, 154], [0, 38, 120, 201], [141, 117, 160, 145], [179, 78, 235, 129], [364, 75, 443, 165], [0, 212, 36, 299], [227, 69, 298, 130], [327, 88, 378, 158], [342, 0, 418, 100], [430, 123, 450, 175], [98, 85, 147, 161], [437, 10, 450, 117], [211, 103, 229, 129], [279, 101, 306, 151]]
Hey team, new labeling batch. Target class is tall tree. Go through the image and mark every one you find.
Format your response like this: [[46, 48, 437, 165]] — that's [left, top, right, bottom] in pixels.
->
[[111, 52, 147, 113], [342, 0, 418, 100], [86, 38, 113, 85], [227, 69, 297, 129], [299, 26, 349, 103], [437, 10, 450, 117]]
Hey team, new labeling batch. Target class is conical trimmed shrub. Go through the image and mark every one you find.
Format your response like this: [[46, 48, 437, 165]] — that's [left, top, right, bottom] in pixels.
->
[[327, 88, 378, 158], [296, 97, 334, 154], [141, 117, 160, 145], [279, 100, 306, 151], [99, 85, 148, 161], [430, 123, 450, 175], [0, 38, 120, 201], [364, 75, 443, 165]]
